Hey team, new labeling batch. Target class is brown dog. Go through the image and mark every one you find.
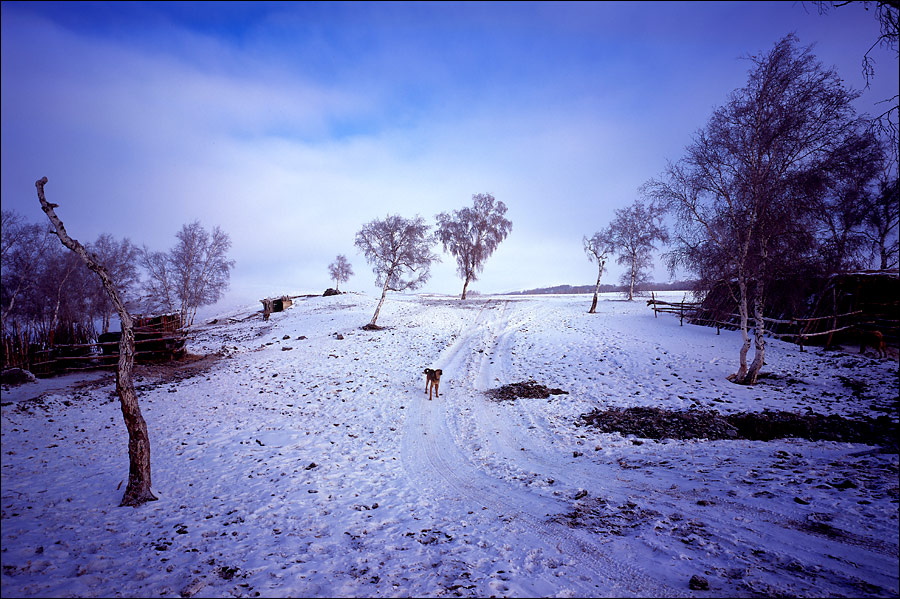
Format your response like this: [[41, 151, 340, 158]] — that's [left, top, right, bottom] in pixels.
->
[[859, 330, 887, 359], [424, 368, 442, 400]]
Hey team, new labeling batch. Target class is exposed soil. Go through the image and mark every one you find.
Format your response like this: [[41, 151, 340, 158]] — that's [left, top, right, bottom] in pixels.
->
[[486, 380, 569, 401], [579, 406, 898, 448]]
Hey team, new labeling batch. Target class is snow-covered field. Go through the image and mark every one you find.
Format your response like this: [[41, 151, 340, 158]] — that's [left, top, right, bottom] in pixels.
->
[[2, 292, 898, 598]]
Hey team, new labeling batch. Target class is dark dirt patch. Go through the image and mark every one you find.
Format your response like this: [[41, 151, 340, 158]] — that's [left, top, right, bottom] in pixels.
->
[[579, 406, 897, 447], [361, 323, 385, 331], [487, 380, 569, 401]]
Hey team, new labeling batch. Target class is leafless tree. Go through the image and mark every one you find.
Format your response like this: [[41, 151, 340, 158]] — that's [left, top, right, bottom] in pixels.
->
[[583, 229, 615, 313], [608, 200, 668, 301], [1, 210, 54, 329], [87, 234, 141, 334], [328, 254, 354, 291], [36, 177, 156, 507], [813, 1, 898, 161], [435, 193, 512, 299], [864, 175, 900, 269], [354, 214, 438, 327], [142, 221, 234, 327], [804, 130, 887, 274], [647, 35, 865, 385]]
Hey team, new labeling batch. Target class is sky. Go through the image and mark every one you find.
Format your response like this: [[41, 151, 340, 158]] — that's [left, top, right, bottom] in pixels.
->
[[2, 1, 898, 308]]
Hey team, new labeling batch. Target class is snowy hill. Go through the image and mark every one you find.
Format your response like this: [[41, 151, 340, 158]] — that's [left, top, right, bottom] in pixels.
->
[[2, 292, 897, 597]]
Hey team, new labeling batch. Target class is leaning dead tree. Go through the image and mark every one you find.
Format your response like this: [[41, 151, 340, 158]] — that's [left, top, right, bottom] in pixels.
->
[[36, 177, 157, 507]]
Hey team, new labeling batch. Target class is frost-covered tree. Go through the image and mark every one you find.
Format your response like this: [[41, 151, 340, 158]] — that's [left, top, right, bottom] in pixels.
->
[[141, 221, 234, 327], [354, 214, 438, 327], [608, 200, 668, 301], [435, 193, 512, 300], [583, 228, 615, 313], [328, 254, 353, 291]]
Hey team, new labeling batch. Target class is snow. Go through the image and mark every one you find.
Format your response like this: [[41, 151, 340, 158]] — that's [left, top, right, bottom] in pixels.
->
[[2, 291, 898, 598]]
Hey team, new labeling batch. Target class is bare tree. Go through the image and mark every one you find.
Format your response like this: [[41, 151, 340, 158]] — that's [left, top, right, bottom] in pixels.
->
[[142, 221, 234, 327], [87, 234, 141, 334], [863, 175, 900, 269], [140, 247, 175, 316], [608, 200, 668, 300], [354, 214, 438, 327], [36, 177, 156, 507], [813, 1, 898, 161], [1, 211, 53, 329], [805, 130, 886, 274], [583, 229, 615, 313], [648, 35, 865, 385], [328, 254, 354, 291], [435, 193, 512, 300]]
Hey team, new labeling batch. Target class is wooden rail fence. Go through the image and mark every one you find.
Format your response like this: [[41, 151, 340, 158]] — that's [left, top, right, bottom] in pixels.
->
[[646, 292, 890, 351]]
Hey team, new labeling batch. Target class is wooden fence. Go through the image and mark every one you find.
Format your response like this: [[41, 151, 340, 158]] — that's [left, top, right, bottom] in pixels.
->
[[646, 292, 892, 351]]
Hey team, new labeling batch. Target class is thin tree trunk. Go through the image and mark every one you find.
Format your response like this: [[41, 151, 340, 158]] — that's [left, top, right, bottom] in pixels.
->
[[728, 278, 751, 383], [370, 282, 389, 326], [36, 177, 157, 507], [589, 260, 604, 314], [628, 255, 637, 300], [461, 276, 470, 300], [743, 280, 766, 385]]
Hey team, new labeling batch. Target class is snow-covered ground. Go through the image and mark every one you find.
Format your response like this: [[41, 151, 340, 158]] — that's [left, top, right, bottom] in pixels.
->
[[2, 292, 898, 598]]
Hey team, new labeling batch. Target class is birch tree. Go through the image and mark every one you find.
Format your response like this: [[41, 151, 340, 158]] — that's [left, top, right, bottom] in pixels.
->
[[328, 254, 353, 291], [608, 200, 668, 300], [435, 193, 512, 300], [354, 215, 437, 327], [36, 177, 156, 507], [1, 211, 53, 328], [583, 229, 615, 313], [87, 234, 141, 334], [648, 35, 866, 385], [141, 221, 234, 327]]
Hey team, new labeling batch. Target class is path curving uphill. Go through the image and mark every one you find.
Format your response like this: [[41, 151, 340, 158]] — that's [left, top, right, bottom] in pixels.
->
[[401, 299, 683, 597]]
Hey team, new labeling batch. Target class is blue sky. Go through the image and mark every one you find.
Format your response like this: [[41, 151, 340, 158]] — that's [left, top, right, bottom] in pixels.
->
[[2, 1, 897, 306]]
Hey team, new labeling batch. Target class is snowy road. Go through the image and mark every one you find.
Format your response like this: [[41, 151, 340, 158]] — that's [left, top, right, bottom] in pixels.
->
[[2, 292, 897, 598]]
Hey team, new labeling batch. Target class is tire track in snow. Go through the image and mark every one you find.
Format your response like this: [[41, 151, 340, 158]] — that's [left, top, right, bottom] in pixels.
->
[[461, 300, 899, 596], [401, 299, 682, 597]]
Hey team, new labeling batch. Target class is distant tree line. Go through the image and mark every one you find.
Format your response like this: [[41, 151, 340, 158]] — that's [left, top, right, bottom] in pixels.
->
[[508, 281, 697, 296]]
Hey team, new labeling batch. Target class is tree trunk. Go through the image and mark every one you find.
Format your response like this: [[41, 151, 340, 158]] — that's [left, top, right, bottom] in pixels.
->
[[628, 256, 637, 300], [742, 281, 766, 385], [461, 276, 470, 300], [728, 278, 751, 383], [589, 260, 604, 313], [36, 177, 157, 507], [370, 282, 389, 326]]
